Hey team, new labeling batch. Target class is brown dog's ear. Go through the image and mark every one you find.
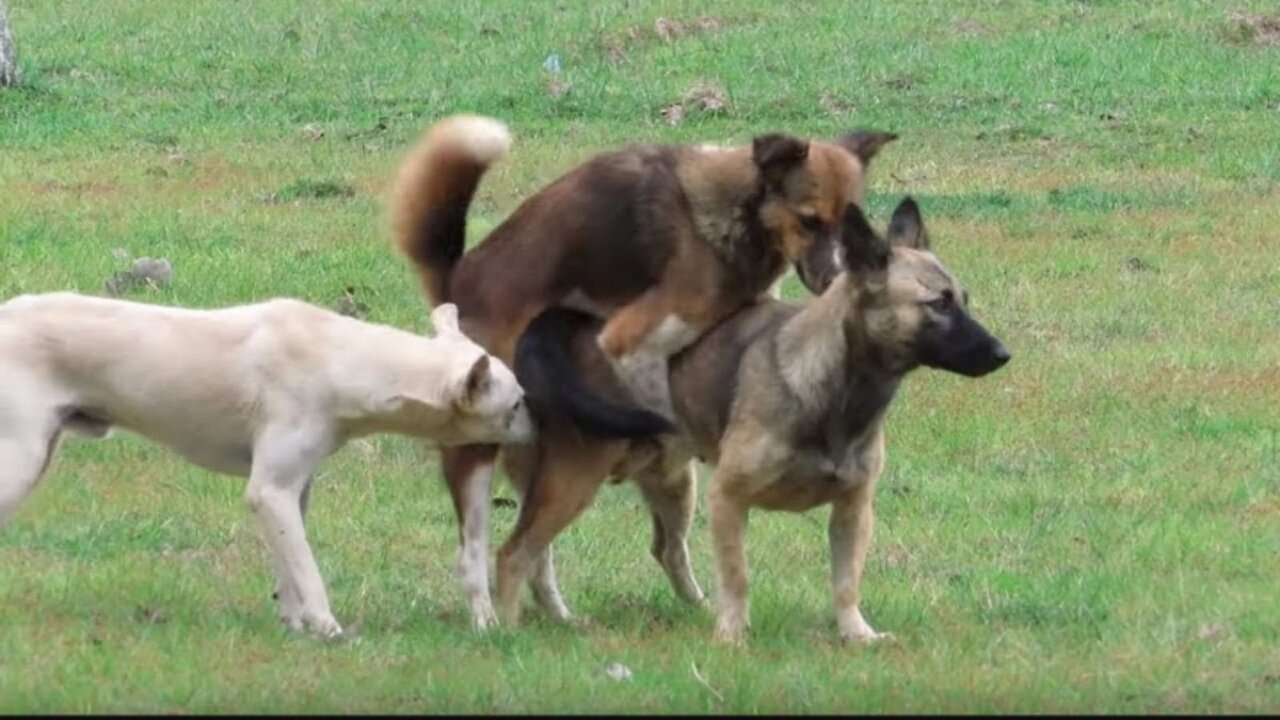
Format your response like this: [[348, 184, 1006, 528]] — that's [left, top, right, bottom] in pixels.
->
[[752, 133, 809, 188], [841, 203, 890, 274], [458, 355, 492, 407], [886, 197, 929, 250], [836, 130, 899, 166]]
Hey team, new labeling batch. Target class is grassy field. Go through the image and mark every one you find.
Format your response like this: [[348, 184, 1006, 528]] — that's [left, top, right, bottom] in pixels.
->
[[2, 0, 1279, 713]]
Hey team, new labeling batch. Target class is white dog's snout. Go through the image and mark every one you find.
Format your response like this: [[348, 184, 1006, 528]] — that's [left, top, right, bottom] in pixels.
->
[[505, 406, 537, 444]]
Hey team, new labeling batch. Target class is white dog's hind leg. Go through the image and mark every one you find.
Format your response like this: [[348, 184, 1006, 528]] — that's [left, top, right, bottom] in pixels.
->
[[246, 436, 341, 639], [0, 430, 58, 525], [270, 478, 314, 627], [0, 391, 61, 525]]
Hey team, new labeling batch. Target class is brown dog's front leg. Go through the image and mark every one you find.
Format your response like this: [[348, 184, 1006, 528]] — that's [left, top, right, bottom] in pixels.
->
[[597, 293, 703, 422]]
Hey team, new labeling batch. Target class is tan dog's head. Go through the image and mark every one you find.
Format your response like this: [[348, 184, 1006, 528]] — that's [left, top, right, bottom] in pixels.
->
[[752, 130, 898, 294], [836, 198, 1011, 378], [409, 304, 535, 446]]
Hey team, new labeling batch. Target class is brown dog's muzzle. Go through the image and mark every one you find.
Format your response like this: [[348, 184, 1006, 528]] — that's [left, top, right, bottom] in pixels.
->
[[795, 230, 844, 295]]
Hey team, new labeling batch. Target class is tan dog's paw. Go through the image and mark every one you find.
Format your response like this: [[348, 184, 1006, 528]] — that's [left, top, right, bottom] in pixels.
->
[[713, 615, 748, 646]]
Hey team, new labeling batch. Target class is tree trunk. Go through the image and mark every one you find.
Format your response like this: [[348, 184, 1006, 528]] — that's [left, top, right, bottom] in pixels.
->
[[0, 0, 19, 87]]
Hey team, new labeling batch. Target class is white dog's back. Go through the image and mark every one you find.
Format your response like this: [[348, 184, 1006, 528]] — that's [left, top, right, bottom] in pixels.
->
[[0, 292, 528, 474]]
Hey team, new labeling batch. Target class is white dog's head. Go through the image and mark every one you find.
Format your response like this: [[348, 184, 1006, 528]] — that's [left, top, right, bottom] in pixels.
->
[[424, 304, 535, 446]]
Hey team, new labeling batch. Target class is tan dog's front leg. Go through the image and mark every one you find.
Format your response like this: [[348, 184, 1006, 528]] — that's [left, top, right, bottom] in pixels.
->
[[829, 477, 892, 644], [709, 476, 751, 644]]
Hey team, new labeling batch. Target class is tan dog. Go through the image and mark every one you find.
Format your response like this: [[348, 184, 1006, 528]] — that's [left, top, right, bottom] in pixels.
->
[[504, 198, 1010, 643], [391, 114, 896, 628], [0, 293, 532, 638]]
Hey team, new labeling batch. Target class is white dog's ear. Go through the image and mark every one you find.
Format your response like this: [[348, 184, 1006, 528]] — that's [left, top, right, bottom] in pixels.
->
[[456, 355, 492, 408], [431, 303, 461, 336]]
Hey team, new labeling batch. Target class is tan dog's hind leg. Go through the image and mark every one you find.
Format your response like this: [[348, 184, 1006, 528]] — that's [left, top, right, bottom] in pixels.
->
[[829, 436, 891, 644], [441, 444, 500, 631], [709, 475, 751, 645], [529, 546, 571, 621], [636, 461, 705, 605]]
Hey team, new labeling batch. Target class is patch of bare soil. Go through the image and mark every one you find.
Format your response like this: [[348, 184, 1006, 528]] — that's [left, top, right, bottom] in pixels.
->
[[1223, 11, 1280, 46]]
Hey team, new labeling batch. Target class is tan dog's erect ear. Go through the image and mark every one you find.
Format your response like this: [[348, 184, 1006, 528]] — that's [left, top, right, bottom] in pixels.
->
[[431, 302, 462, 336], [840, 202, 891, 275], [458, 354, 492, 408], [752, 133, 810, 188], [886, 197, 930, 251], [835, 130, 899, 166]]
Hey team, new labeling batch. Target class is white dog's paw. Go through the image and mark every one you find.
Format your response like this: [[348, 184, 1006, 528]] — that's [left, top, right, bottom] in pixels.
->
[[840, 628, 896, 646], [470, 601, 498, 633], [308, 613, 344, 640], [278, 608, 306, 633]]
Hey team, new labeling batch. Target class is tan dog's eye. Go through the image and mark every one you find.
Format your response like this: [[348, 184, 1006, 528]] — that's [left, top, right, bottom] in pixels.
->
[[926, 290, 954, 312]]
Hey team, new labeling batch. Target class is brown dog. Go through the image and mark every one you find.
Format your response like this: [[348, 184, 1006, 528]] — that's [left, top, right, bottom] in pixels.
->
[[503, 198, 1011, 643], [391, 115, 896, 628]]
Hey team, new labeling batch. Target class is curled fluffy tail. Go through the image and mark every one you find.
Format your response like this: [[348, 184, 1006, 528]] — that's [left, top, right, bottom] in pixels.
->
[[391, 115, 512, 304], [515, 308, 676, 440]]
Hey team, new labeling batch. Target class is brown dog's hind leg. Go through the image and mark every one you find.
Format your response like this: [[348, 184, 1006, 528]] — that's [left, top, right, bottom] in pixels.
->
[[441, 443, 501, 631], [495, 451, 612, 626], [500, 443, 572, 621]]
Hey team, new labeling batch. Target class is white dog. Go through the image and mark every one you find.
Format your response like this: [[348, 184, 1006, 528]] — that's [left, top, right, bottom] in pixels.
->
[[0, 292, 534, 638]]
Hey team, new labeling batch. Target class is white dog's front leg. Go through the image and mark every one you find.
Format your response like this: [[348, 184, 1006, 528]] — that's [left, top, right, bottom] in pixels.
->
[[246, 435, 341, 639]]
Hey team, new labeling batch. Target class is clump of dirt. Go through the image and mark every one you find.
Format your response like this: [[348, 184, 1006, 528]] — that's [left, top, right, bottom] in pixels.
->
[[1223, 11, 1280, 46], [105, 256, 173, 296], [601, 15, 736, 63], [659, 80, 730, 125]]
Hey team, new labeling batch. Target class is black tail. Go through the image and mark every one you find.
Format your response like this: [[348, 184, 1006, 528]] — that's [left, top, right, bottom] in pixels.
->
[[515, 308, 677, 439]]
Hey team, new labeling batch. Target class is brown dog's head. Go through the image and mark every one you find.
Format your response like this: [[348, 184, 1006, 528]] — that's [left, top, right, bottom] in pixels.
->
[[752, 130, 898, 295], [837, 198, 1011, 378]]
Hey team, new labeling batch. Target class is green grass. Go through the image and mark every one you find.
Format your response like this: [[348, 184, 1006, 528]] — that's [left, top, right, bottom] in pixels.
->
[[2, 0, 1279, 713]]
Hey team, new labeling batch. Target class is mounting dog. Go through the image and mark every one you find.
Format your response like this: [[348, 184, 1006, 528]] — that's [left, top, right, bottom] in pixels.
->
[[505, 198, 1011, 643], [391, 114, 896, 628], [0, 293, 533, 638]]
